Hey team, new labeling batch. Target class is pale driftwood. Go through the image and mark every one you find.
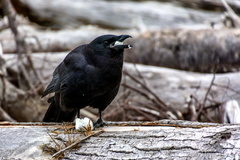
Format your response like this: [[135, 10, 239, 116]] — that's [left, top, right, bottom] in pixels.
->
[[12, 0, 218, 30], [221, 0, 240, 28], [0, 120, 240, 159], [175, 0, 240, 13], [125, 29, 240, 73], [1, 0, 221, 53], [3, 27, 240, 72], [3, 28, 240, 73]]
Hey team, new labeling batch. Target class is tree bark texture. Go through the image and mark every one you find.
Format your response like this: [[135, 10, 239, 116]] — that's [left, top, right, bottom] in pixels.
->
[[124, 29, 240, 73], [3, 27, 240, 73], [0, 120, 239, 159], [11, 0, 219, 30]]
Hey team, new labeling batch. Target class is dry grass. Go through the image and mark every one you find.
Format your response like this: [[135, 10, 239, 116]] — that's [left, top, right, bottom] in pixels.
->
[[40, 123, 103, 159]]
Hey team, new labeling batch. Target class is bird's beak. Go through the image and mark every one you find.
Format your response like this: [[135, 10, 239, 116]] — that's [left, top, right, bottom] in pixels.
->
[[110, 35, 132, 50]]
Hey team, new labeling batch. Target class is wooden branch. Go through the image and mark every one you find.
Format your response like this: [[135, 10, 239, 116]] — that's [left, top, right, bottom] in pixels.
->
[[0, 107, 16, 122], [221, 0, 240, 28], [2, 0, 25, 53], [2, 0, 43, 92], [197, 72, 216, 119]]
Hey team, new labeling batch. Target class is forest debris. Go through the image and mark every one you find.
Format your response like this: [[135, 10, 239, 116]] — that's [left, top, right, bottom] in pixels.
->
[[1, 51, 240, 123], [221, 0, 240, 28], [50, 129, 104, 159]]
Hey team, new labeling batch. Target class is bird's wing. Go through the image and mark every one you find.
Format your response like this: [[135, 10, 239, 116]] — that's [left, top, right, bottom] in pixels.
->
[[42, 46, 88, 98], [42, 62, 68, 97]]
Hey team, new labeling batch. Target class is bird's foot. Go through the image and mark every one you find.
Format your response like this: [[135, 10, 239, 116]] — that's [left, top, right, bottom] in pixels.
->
[[94, 118, 107, 128]]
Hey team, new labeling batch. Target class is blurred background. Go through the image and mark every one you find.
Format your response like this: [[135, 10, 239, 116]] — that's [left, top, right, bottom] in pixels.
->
[[1, 0, 240, 123]]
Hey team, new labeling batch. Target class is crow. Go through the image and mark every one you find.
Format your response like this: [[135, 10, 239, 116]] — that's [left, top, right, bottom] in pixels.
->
[[42, 34, 132, 127]]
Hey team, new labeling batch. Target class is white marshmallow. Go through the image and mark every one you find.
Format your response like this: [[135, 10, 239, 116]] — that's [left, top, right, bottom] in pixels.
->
[[75, 117, 94, 131]]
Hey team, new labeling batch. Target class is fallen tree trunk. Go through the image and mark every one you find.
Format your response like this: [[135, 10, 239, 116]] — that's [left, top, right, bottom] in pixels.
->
[[3, 27, 240, 73], [125, 29, 240, 73], [11, 0, 218, 30], [173, 0, 240, 13], [0, 120, 239, 159]]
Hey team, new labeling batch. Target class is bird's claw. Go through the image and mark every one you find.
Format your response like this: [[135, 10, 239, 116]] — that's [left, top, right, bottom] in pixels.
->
[[94, 119, 107, 128]]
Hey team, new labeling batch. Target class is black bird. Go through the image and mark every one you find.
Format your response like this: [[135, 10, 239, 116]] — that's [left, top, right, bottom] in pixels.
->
[[42, 34, 132, 127]]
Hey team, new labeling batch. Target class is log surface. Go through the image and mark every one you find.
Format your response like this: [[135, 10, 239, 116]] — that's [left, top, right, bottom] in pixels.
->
[[0, 120, 240, 159]]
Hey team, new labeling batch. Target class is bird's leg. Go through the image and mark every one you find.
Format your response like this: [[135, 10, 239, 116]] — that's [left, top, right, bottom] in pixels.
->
[[77, 109, 80, 118], [94, 110, 107, 128]]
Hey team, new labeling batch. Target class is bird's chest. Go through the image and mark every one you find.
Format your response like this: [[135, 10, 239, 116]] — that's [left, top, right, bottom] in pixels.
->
[[97, 57, 122, 82], [75, 66, 121, 94], [98, 66, 122, 90]]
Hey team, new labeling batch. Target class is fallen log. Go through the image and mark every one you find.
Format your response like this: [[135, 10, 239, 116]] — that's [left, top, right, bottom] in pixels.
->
[[0, 120, 239, 159], [3, 27, 240, 73], [11, 0, 218, 30], [125, 29, 240, 73], [173, 0, 240, 13]]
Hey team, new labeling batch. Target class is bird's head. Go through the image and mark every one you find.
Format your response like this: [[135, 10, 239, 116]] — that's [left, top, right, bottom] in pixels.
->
[[90, 34, 132, 53]]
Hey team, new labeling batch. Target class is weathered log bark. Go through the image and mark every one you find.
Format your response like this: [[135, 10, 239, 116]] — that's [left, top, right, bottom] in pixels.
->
[[173, 0, 240, 14], [125, 29, 240, 73], [0, 120, 240, 159], [11, 0, 219, 30], [3, 27, 240, 73]]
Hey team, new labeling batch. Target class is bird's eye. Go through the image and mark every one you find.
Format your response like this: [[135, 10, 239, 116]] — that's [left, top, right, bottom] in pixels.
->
[[103, 41, 109, 46]]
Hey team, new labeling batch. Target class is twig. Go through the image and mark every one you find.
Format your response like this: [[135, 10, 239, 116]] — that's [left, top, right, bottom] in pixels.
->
[[123, 70, 168, 109], [47, 131, 61, 150], [2, 0, 43, 94], [131, 64, 147, 86], [221, 0, 240, 28], [121, 83, 170, 117], [0, 43, 12, 121], [197, 72, 216, 119], [126, 98, 169, 118], [201, 110, 215, 123], [0, 106, 16, 122], [126, 104, 157, 121], [123, 70, 183, 120], [213, 83, 240, 95], [52, 130, 104, 158]]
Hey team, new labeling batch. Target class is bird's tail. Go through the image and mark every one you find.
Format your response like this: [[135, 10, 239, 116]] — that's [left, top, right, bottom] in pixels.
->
[[43, 98, 77, 122]]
